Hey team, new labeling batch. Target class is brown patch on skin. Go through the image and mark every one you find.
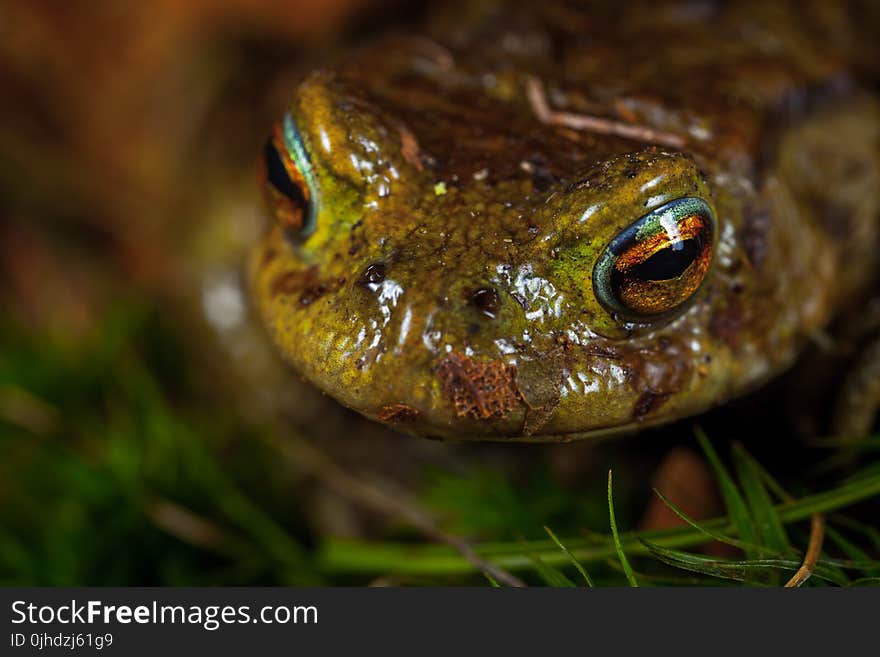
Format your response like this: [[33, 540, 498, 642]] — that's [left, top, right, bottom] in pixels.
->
[[583, 344, 624, 362], [436, 352, 522, 420], [260, 248, 278, 267], [566, 337, 691, 423], [633, 390, 670, 421], [299, 284, 327, 306], [271, 269, 313, 296], [271, 267, 331, 306], [596, 338, 691, 404], [377, 403, 421, 422], [709, 300, 745, 349], [522, 405, 557, 436]]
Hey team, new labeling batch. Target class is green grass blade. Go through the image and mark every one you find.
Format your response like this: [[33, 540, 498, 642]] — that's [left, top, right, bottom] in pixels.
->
[[832, 516, 880, 550], [319, 465, 880, 576], [528, 553, 576, 587], [745, 451, 795, 503], [608, 470, 638, 587], [642, 541, 848, 586], [846, 577, 880, 587], [733, 444, 791, 555], [641, 541, 761, 583], [695, 428, 759, 557], [825, 526, 880, 578], [809, 436, 880, 450], [484, 573, 501, 587], [544, 525, 593, 587], [651, 488, 770, 554]]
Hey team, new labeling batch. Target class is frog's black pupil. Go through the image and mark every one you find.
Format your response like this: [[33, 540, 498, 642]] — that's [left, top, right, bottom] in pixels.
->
[[264, 138, 307, 206], [624, 235, 705, 282]]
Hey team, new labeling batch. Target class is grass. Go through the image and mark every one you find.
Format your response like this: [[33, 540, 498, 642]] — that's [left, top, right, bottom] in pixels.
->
[[608, 470, 638, 586], [319, 462, 880, 581], [543, 526, 593, 587], [1, 302, 878, 586]]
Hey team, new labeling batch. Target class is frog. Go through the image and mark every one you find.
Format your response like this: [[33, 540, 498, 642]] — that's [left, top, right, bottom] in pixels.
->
[[250, 0, 880, 442]]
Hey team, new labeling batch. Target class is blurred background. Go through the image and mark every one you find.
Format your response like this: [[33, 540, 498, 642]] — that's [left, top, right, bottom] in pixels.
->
[[1, 0, 877, 587]]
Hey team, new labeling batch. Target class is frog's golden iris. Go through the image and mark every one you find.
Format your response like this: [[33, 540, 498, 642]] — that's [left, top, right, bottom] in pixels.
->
[[260, 113, 317, 240], [594, 197, 715, 321]]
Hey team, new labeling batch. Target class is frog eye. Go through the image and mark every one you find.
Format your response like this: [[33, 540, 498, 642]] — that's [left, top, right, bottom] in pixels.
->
[[261, 112, 318, 240], [593, 197, 715, 321]]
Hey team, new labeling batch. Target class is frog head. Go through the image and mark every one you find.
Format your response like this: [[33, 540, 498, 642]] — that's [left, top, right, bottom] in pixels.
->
[[251, 65, 832, 441]]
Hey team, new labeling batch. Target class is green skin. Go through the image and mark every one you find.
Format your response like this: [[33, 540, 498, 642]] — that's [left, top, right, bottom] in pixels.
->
[[252, 0, 880, 441]]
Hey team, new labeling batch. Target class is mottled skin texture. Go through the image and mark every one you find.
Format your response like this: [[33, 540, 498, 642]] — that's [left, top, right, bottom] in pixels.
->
[[252, 0, 880, 441]]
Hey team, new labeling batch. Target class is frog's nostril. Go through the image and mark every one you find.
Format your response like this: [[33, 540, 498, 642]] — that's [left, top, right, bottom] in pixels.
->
[[359, 262, 387, 286], [471, 286, 501, 318]]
